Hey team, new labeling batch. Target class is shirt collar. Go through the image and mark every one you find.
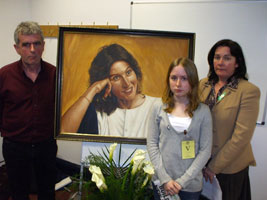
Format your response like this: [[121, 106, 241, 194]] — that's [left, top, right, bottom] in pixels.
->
[[206, 76, 239, 89]]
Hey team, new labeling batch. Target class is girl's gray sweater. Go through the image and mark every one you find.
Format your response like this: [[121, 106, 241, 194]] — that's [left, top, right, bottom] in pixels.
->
[[147, 102, 212, 192]]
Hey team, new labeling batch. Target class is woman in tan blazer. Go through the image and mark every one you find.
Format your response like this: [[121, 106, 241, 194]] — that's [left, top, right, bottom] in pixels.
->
[[199, 39, 260, 200]]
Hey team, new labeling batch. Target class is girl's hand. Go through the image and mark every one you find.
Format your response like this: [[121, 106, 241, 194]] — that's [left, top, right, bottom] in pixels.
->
[[164, 180, 181, 196]]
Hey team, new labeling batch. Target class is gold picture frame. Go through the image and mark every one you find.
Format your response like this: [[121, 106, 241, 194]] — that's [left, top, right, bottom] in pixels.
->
[[55, 27, 195, 144]]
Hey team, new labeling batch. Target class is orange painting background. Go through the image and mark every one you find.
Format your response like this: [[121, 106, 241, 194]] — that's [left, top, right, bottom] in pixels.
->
[[60, 32, 191, 115]]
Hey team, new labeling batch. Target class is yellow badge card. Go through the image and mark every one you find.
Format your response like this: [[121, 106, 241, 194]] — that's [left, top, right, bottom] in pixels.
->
[[182, 140, 195, 159]]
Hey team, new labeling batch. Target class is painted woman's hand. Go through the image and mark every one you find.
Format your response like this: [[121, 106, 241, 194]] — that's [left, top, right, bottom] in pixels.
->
[[87, 78, 112, 99]]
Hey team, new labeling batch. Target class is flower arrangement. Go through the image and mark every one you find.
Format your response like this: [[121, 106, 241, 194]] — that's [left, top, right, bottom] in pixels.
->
[[80, 143, 154, 200]]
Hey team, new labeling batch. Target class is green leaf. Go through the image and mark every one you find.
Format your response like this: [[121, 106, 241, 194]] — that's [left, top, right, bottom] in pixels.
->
[[80, 144, 153, 199]]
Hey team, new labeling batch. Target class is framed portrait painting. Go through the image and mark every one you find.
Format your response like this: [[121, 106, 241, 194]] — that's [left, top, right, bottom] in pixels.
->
[[55, 27, 195, 144]]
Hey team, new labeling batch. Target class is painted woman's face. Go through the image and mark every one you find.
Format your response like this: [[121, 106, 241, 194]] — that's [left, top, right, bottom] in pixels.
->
[[169, 65, 191, 100], [109, 61, 138, 102]]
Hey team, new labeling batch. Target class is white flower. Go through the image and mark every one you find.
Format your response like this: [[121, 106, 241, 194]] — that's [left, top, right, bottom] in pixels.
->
[[131, 149, 146, 175], [141, 162, 154, 188], [109, 143, 117, 162], [89, 165, 107, 192], [143, 162, 154, 175]]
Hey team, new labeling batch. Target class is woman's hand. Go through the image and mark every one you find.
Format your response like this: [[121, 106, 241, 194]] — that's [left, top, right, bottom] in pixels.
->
[[203, 167, 216, 183], [87, 78, 112, 99], [164, 180, 181, 196], [61, 78, 111, 133]]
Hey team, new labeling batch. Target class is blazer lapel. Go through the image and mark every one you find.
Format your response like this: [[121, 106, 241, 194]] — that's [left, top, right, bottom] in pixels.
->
[[215, 87, 236, 105], [200, 81, 211, 102], [200, 80, 237, 106]]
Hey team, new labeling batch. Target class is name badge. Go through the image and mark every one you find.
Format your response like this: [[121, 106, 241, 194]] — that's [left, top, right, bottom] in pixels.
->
[[181, 140, 195, 159]]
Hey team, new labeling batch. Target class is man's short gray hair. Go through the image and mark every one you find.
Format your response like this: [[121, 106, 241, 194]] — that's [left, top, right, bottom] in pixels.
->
[[14, 21, 44, 45]]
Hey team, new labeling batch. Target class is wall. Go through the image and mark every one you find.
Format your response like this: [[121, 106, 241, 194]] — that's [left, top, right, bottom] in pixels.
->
[[0, 0, 31, 64], [131, 0, 267, 110], [0, 0, 266, 199]]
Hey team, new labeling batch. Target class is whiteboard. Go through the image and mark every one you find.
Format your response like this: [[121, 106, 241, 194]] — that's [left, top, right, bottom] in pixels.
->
[[131, 0, 267, 123]]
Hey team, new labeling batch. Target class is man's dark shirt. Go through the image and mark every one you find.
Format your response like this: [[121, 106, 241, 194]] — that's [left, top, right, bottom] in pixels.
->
[[0, 59, 56, 143]]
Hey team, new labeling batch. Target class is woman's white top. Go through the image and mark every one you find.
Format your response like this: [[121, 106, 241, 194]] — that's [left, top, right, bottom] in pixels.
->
[[97, 95, 161, 138]]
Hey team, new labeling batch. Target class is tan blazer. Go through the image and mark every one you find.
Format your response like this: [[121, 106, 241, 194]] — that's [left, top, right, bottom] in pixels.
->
[[199, 78, 260, 174]]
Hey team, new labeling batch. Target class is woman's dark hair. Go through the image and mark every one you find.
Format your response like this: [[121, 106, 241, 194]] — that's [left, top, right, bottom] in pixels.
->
[[162, 57, 200, 117], [89, 43, 142, 115], [207, 39, 248, 82]]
